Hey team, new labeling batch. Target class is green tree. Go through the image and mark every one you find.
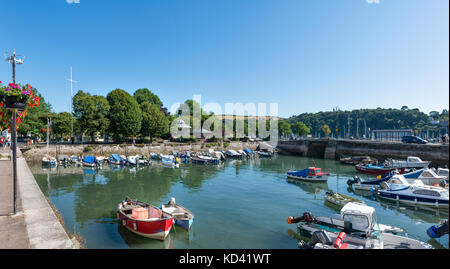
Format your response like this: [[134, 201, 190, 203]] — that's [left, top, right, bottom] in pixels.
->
[[133, 88, 163, 107], [278, 120, 292, 136], [292, 121, 310, 137], [73, 90, 110, 141], [107, 89, 142, 142], [52, 112, 73, 140], [140, 102, 169, 142]]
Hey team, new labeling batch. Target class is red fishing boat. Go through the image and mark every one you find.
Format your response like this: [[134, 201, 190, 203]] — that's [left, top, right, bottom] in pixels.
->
[[117, 197, 174, 241]]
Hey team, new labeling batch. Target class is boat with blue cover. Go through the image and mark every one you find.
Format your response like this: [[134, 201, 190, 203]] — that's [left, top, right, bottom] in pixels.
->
[[286, 167, 329, 182], [109, 154, 125, 165], [42, 155, 57, 167], [377, 175, 449, 208], [244, 148, 254, 155], [82, 156, 97, 167], [161, 197, 194, 231]]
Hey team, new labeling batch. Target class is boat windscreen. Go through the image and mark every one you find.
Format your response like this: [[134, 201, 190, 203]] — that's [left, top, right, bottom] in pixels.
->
[[343, 214, 370, 231]]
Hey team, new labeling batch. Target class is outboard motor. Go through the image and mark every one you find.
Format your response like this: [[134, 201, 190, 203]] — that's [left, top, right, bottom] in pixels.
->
[[298, 230, 333, 249], [347, 176, 360, 186], [427, 220, 449, 239], [287, 212, 314, 224]]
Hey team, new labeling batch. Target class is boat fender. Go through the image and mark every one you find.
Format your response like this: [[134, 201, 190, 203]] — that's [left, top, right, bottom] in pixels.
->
[[370, 187, 375, 193], [334, 232, 347, 249]]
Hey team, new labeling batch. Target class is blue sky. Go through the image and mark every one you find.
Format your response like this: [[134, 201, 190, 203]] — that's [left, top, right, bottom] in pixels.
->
[[1, 0, 448, 118]]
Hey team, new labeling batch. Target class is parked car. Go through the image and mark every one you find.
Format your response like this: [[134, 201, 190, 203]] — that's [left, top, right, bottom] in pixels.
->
[[401, 135, 427, 144]]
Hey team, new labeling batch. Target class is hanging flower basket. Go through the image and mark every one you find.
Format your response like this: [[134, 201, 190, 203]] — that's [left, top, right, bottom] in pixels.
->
[[2, 95, 27, 111], [0, 82, 39, 111], [0, 81, 41, 130]]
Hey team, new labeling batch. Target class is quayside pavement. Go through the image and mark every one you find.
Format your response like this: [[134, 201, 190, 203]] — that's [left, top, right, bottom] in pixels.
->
[[0, 148, 78, 249]]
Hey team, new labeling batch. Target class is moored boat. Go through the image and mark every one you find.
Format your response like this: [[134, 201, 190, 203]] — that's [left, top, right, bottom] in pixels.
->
[[117, 197, 174, 240], [385, 156, 431, 169], [287, 202, 432, 249], [402, 168, 447, 186], [190, 155, 220, 165], [377, 175, 449, 208], [346, 172, 395, 191], [127, 155, 138, 166], [355, 163, 401, 175], [286, 167, 329, 182], [161, 197, 194, 231], [82, 156, 97, 167], [42, 155, 57, 167], [109, 154, 125, 165], [324, 190, 365, 209]]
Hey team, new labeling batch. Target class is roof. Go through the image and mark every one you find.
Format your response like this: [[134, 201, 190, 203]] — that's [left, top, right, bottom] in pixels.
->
[[341, 202, 375, 216]]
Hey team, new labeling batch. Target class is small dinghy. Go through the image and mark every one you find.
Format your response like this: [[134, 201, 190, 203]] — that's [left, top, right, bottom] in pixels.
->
[[95, 156, 106, 165], [109, 154, 125, 165], [42, 155, 57, 167], [150, 153, 162, 160], [162, 157, 179, 167], [127, 155, 138, 166], [190, 155, 220, 165], [324, 190, 365, 209], [161, 197, 194, 231], [82, 156, 97, 167], [117, 197, 174, 241], [347, 172, 394, 191]]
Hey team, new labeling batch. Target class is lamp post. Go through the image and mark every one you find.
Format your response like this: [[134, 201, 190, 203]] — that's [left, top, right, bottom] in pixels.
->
[[4, 49, 25, 215]]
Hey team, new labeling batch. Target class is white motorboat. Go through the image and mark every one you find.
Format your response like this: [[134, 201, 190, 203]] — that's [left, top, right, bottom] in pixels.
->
[[402, 168, 447, 186], [377, 175, 449, 208], [225, 149, 242, 158], [433, 168, 449, 180], [384, 156, 431, 169]]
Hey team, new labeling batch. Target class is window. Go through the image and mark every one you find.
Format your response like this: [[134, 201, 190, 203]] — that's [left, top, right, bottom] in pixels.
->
[[412, 190, 440, 197], [343, 214, 370, 230]]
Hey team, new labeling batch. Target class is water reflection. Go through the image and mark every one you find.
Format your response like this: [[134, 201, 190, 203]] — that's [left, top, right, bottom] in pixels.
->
[[286, 179, 330, 195], [30, 155, 448, 249]]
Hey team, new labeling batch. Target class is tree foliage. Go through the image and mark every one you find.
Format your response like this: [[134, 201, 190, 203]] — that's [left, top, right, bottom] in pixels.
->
[[73, 90, 110, 140], [291, 121, 310, 137], [107, 89, 142, 141], [140, 102, 169, 142]]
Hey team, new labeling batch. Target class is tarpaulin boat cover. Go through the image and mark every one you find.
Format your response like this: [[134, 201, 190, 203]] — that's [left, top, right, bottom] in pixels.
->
[[287, 169, 309, 177], [111, 154, 122, 162], [244, 148, 253, 154], [84, 156, 96, 163]]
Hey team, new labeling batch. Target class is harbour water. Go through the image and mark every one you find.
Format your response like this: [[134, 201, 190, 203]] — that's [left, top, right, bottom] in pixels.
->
[[30, 155, 449, 249]]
